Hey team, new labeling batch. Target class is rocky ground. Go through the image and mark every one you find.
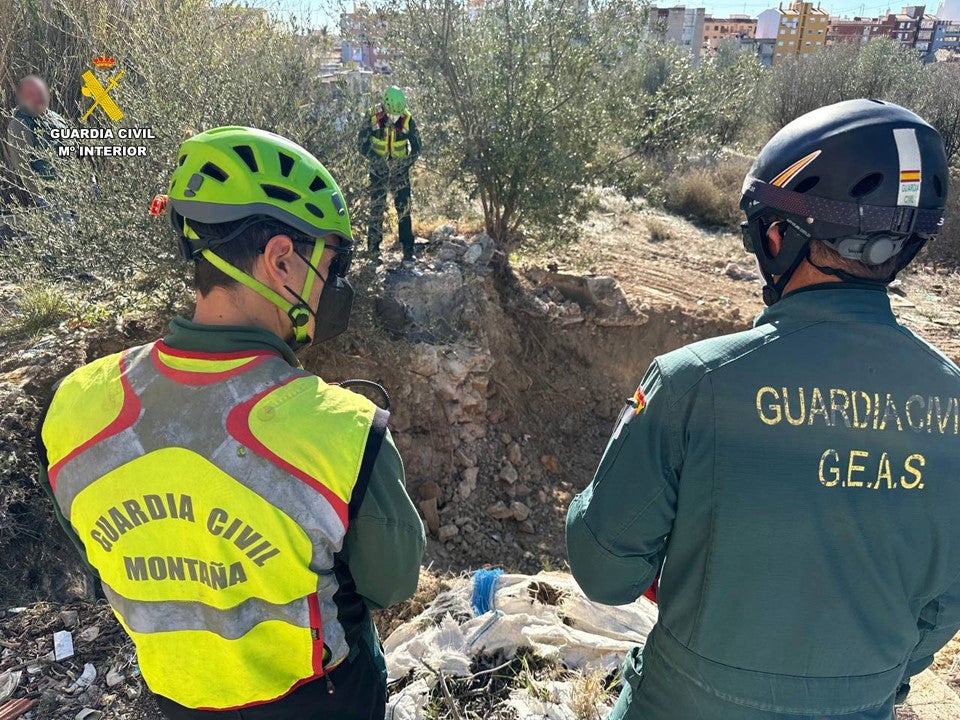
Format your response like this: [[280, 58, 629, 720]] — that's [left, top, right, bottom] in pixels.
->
[[2, 195, 960, 718]]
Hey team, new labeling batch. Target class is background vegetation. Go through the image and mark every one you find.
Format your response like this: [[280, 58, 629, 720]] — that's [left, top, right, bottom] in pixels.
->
[[0, 0, 958, 278]]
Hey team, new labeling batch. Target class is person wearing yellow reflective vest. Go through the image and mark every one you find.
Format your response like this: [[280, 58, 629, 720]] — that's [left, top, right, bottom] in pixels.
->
[[35, 127, 425, 720], [357, 85, 422, 263]]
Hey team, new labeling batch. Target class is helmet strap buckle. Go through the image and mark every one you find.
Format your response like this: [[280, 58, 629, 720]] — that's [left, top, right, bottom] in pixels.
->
[[890, 206, 918, 235]]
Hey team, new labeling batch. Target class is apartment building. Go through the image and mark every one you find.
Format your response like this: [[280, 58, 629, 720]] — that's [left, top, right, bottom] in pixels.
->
[[756, 2, 830, 64], [649, 5, 707, 60], [701, 14, 757, 51]]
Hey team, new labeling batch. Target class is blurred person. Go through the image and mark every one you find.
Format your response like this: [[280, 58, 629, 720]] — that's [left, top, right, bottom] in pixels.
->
[[357, 85, 421, 263], [37, 127, 424, 720], [4, 75, 67, 203], [567, 99, 960, 720]]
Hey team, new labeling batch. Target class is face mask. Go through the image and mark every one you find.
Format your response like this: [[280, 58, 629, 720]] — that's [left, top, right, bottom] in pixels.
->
[[311, 275, 355, 344], [288, 241, 355, 346]]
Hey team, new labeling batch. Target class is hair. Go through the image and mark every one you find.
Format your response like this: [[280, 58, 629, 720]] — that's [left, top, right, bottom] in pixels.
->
[[808, 239, 901, 282], [187, 217, 311, 296], [17, 75, 47, 92]]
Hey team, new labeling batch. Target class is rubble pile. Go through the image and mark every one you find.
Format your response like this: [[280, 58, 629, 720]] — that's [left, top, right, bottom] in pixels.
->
[[0, 603, 157, 720], [524, 267, 636, 327], [362, 229, 641, 570]]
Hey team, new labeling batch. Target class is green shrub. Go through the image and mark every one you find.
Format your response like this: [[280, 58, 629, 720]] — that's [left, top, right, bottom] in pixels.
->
[[2, 285, 68, 337], [0, 0, 369, 290]]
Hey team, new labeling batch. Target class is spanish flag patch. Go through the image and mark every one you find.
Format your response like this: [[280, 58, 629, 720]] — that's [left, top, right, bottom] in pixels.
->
[[612, 385, 647, 440]]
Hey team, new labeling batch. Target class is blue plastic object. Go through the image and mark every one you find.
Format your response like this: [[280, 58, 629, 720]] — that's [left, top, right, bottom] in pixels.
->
[[471, 568, 504, 615]]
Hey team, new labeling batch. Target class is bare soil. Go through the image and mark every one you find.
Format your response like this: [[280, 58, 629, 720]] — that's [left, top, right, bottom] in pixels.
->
[[3, 199, 960, 716]]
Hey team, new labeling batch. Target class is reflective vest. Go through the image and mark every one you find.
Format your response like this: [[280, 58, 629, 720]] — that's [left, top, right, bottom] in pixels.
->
[[41, 341, 387, 710], [369, 106, 413, 159]]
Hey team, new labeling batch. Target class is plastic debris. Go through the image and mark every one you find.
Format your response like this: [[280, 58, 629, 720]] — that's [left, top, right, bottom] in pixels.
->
[[105, 668, 125, 688], [471, 568, 504, 614], [0, 671, 21, 703], [70, 664, 96, 692], [53, 630, 74, 661]]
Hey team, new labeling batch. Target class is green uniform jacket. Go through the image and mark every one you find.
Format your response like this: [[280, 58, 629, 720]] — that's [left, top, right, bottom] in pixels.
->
[[4, 106, 68, 198], [567, 286, 960, 720], [37, 318, 425, 672]]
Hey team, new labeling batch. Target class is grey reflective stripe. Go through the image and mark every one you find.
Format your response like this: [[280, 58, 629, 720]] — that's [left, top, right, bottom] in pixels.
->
[[103, 583, 310, 640], [50, 341, 366, 667]]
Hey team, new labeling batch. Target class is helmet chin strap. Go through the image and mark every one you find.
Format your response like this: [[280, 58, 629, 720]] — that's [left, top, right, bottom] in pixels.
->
[[200, 239, 326, 346], [760, 242, 811, 307]]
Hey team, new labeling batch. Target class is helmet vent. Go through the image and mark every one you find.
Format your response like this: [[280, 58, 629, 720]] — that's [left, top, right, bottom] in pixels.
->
[[261, 184, 300, 202], [199, 162, 228, 182], [278, 152, 295, 178], [309, 176, 327, 193], [177, 154, 187, 166], [933, 174, 944, 198], [794, 176, 819, 194], [850, 173, 883, 198], [232, 145, 259, 173], [305, 202, 325, 219]]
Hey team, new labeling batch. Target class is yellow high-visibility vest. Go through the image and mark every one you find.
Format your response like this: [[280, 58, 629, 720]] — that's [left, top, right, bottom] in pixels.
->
[[370, 107, 413, 159], [42, 341, 386, 710]]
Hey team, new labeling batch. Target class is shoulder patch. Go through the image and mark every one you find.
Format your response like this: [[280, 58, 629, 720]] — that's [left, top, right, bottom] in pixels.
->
[[612, 386, 647, 441]]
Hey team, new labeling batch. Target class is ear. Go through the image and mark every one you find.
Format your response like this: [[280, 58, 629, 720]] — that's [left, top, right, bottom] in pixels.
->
[[766, 222, 783, 258], [258, 234, 297, 289]]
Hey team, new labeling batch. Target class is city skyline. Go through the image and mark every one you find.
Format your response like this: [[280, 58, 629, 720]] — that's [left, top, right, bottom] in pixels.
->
[[265, 0, 956, 29]]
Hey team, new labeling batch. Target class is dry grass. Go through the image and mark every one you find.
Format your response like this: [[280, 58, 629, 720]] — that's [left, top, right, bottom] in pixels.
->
[[665, 158, 750, 231], [645, 216, 674, 243], [569, 669, 612, 720]]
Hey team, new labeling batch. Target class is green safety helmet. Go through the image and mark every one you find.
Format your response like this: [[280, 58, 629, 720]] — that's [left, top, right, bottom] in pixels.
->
[[167, 126, 353, 245], [383, 86, 406, 115], [165, 126, 355, 346]]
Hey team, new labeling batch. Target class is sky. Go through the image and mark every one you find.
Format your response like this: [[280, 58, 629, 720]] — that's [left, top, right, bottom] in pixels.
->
[[261, 0, 946, 28]]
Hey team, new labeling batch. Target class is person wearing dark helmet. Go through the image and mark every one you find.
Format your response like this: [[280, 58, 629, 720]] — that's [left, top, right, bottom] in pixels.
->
[[35, 127, 424, 720], [566, 99, 959, 720]]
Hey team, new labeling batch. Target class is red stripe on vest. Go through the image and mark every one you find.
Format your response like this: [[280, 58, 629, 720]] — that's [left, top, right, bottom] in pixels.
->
[[49, 351, 142, 491], [154, 340, 281, 361], [225, 377, 350, 527], [151, 342, 275, 386]]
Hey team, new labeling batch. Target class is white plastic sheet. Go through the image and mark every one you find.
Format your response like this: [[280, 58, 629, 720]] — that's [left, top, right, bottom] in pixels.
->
[[383, 571, 657, 719]]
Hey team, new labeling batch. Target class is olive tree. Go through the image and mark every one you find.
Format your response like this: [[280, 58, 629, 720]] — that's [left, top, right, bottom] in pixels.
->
[[762, 37, 923, 130], [388, 0, 648, 245], [916, 63, 960, 166], [0, 0, 367, 285]]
